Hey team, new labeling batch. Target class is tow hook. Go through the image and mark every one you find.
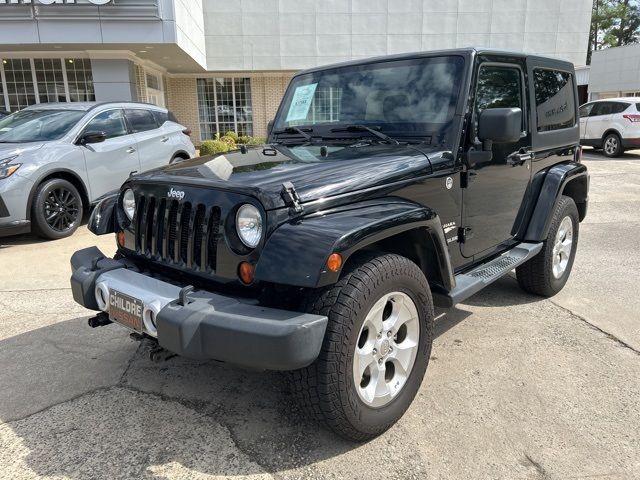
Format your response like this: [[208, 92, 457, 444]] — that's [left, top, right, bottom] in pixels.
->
[[130, 332, 177, 363], [87, 312, 112, 328]]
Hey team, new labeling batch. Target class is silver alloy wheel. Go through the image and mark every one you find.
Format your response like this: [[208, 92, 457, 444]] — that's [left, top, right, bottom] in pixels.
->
[[604, 136, 618, 156], [552, 216, 573, 279], [353, 291, 420, 408]]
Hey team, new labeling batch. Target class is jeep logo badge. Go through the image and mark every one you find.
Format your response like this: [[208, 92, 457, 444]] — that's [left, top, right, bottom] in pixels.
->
[[168, 188, 185, 200]]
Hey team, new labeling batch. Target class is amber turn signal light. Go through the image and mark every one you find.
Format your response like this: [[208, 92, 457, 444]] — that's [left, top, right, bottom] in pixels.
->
[[326, 253, 343, 272], [238, 262, 255, 284], [116, 230, 125, 248]]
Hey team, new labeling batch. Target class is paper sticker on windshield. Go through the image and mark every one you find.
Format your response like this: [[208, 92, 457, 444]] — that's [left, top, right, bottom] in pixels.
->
[[286, 83, 318, 121], [0, 128, 12, 132]]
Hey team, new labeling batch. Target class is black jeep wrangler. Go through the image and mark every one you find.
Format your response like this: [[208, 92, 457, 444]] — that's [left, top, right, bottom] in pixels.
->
[[70, 48, 588, 440]]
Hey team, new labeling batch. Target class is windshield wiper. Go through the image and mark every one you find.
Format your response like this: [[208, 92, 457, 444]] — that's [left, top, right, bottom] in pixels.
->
[[330, 125, 400, 145], [273, 126, 313, 141]]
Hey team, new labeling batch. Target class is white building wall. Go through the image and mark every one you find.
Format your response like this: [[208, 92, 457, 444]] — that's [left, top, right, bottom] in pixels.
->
[[168, 0, 207, 68], [589, 45, 640, 97], [203, 0, 592, 71]]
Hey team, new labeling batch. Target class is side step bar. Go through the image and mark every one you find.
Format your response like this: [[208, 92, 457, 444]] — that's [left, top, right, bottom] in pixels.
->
[[433, 242, 543, 308]]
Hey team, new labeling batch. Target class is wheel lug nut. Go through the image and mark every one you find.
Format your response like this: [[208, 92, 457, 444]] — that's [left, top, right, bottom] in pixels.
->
[[372, 348, 377, 355], [378, 358, 383, 365], [387, 331, 392, 337]]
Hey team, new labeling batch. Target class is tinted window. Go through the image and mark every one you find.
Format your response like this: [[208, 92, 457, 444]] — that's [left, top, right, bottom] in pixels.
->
[[611, 102, 630, 114], [152, 110, 169, 125], [125, 109, 158, 133], [0, 109, 85, 143], [84, 110, 128, 139], [590, 102, 613, 116], [476, 65, 523, 128], [533, 69, 575, 132], [579, 103, 593, 118]]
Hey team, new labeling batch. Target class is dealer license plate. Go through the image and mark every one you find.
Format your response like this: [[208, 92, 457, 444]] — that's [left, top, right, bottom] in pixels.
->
[[108, 289, 144, 332]]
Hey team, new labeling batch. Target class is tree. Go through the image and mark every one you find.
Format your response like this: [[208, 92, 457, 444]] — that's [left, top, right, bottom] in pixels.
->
[[587, 0, 640, 64]]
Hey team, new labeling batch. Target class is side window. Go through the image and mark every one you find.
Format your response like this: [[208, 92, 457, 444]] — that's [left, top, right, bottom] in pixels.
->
[[152, 110, 169, 126], [124, 109, 158, 133], [476, 65, 524, 116], [611, 102, 630, 114], [83, 110, 128, 140], [579, 103, 593, 118], [533, 69, 576, 132], [590, 102, 612, 116]]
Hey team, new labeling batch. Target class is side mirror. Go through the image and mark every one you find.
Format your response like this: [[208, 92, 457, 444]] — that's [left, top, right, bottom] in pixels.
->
[[478, 107, 522, 143], [78, 131, 107, 145]]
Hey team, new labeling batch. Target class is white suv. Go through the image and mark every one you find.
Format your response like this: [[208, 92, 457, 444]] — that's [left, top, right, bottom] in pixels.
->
[[0, 102, 196, 239], [579, 97, 640, 157]]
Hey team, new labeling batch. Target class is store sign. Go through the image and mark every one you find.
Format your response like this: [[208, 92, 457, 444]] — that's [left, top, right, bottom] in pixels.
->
[[0, 0, 113, 4]]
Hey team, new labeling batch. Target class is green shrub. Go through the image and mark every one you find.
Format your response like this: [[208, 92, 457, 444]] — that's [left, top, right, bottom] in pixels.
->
[[199, 139, 229, 156], [220, 135, 236, 147], [247, 136, 266, 145], [223, 131, 239, 142], [238, 135, 251, 144]]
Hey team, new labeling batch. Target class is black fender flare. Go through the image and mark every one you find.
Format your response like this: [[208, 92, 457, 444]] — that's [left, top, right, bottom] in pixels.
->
[[87, 190, 119, 235], [525, 161, 588, 242], [254, 199, 455, 289]]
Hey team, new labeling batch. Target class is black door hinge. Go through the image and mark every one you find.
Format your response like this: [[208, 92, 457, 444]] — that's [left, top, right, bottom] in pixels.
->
[[458, 226, 473, 243], [281, 181, 304, 215]]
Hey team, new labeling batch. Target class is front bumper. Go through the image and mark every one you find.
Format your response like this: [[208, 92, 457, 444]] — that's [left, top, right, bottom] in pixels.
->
[[70, 247, 328, 370]]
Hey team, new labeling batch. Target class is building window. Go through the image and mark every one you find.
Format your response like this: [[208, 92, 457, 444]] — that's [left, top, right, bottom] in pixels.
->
[[2, 59, 36, 111], [0, 57, 95, 112], [145, 70, 165, 107], [34, 58, 66, 103], [197, 77, 253, 140], [64, 58, 94, 102]]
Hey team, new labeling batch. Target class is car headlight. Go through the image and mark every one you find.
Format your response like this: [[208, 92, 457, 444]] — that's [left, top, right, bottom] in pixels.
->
[[0, 155, 20, 179], [236, 204, 263, 248], [122, 188, 136, 220]]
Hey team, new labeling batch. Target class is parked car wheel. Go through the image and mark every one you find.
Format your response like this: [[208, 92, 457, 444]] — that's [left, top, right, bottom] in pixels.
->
[[31, 178, 83, 240], [516, 195, 579, 297], [602, 133, 623, 157], [289, 253, 434, 441]]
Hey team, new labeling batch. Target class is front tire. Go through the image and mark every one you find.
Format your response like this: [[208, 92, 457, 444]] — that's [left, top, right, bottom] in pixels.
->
[[602, 133, 623, 157], [516, 195, 579, 297], [31, 178, 83, 240], [289, 253, 434, 441]]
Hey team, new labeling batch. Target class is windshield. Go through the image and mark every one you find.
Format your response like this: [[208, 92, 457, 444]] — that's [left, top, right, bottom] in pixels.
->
[[274, 55, 465, 140], [0, 109, 86, 143]]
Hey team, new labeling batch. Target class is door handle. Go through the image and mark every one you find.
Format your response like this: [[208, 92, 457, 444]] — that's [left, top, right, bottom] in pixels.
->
[[126, 147, 136, 154], [161, 136, 169, 143], [507, 152, 532, 166]]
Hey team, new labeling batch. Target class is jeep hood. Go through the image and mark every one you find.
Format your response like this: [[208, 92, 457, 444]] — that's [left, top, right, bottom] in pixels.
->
[[133, 143, 439, 210]]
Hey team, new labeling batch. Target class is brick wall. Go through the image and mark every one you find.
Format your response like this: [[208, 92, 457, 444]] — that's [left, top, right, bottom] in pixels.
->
[[134, 64, 147, 103], [166, 77, 201, 143], [251, 73, 294, 138]]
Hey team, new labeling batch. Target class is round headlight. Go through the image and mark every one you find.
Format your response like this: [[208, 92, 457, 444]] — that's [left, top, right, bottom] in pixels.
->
[[122, 189, 136, 220], [236, 204, 263, 248]]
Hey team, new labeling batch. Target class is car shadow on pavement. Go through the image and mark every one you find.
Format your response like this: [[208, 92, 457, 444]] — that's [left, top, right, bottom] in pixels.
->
[[0, 282, 524, 479]]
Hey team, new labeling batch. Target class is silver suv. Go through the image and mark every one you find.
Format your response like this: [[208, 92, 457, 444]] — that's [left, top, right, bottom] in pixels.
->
[[0, 102, 196, 239]]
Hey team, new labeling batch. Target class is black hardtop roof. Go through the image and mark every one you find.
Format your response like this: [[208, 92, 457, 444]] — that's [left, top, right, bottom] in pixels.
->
[[295, 47, 575, 77]]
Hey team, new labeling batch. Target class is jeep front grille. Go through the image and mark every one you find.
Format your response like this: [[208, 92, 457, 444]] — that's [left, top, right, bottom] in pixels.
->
[[135, 195, 221, 272]]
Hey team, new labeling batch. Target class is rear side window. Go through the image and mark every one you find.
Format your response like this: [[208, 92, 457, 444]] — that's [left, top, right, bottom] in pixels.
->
[[533, 69, 575, 132], [152, 110, 169, 125], [124, 109, 158, 133], [611, 102, 630, 114]]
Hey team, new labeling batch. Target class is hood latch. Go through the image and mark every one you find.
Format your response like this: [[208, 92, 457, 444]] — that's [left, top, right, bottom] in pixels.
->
[[281, 181, 304, 215]]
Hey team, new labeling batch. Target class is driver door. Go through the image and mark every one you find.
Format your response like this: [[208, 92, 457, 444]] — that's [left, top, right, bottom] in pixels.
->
[[461, 61, 532, 258], [79, 109, 141, 200]]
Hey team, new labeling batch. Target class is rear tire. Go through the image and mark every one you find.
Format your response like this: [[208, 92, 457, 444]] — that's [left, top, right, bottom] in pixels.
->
[[516, 195, 579, 297], [289, 253, 434, 441], [602, 133, 623, 157], [31, 178, 83, 240]]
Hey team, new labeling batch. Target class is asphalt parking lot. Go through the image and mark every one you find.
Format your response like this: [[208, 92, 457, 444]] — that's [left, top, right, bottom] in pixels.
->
[[0, 150, 639, 480]]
